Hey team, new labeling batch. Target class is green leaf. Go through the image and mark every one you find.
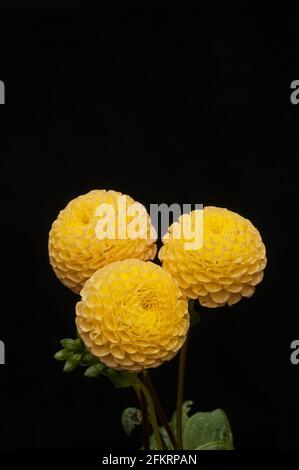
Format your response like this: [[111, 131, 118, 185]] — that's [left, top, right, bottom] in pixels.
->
[[188, 300, 200, 327], [63, 353, 82, 372], [84, 363, 106, 378], [148, 402, 233, 450], [171, 400, 194, 437], [121, 408, 142, 436], [149, 425, 173, 450], [103, 369, 137, 388], [81, 352, 100, 366], [148, 401, 193, 450], [183, 409, 234, 450], [53, 349, 72, 361], [196, 441, 233, 450], [60, 338, 83, 352]]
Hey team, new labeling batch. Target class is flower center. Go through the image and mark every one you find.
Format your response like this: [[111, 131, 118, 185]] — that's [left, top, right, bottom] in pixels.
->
[[117, 284, 163, 333], [138, 289, 159, 312], [81, 215, 90, 225], [206, 219, 224, 235]]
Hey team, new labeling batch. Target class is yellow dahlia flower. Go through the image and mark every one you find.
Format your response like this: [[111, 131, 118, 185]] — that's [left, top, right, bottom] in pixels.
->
[[76, 259, 189, 372], [159, 206, 267, 308], [49, 190, 157, 293]]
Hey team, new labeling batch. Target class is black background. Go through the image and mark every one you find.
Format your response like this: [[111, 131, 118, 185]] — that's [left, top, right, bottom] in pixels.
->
[[0, 2, 299, 453]]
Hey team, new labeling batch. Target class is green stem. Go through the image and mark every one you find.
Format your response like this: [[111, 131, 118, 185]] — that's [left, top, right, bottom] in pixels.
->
[[143, 371, 178, 449], [134, 384, 149, 450], [135, 377, 163, 450], [176, 334, 189, 449], [133, 384, 141, 401], [139, 388, 150, 450]]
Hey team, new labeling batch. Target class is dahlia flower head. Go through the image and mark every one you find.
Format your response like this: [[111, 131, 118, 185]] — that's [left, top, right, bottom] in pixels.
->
[[76, 259, 189, 372], [159, 206, 267, 308], [48, 190, 157, 293]]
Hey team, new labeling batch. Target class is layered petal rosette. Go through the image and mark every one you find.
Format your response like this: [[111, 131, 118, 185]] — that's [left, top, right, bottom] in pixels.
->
[[76, 259, 189, 371], [49, 190, 157, 293], [159, 206, 267, 308]]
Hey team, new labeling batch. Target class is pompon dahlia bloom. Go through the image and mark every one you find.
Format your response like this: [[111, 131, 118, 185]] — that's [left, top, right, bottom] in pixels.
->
[[76, 259, 189, 372], [159, 206, 267, 308], [48, 190, 157, 293]]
